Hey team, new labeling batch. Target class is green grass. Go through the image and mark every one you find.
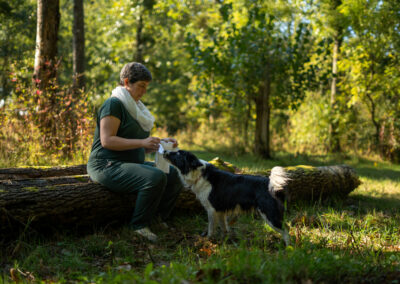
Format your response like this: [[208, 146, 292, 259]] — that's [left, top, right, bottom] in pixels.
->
[[1, 151, 400, 283]]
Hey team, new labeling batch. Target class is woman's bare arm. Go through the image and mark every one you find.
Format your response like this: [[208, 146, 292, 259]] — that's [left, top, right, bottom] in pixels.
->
[[100, 115, 160, 151]]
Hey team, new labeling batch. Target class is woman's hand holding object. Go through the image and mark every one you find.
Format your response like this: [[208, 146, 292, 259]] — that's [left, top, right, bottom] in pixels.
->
[[143, 136, 161, 151]]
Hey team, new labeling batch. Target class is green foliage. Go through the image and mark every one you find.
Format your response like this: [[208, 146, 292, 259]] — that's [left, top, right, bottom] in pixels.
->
[[0, 62, 94, 165], [1, 0, 400, 160], [0, 0, 35, 98]]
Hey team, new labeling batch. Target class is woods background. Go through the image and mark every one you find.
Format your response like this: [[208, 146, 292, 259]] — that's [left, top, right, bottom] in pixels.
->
[[1, 0, 399, 166]]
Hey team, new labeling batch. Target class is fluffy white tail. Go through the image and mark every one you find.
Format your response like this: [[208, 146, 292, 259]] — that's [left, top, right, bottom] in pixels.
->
[[268, 166, 290, 193]]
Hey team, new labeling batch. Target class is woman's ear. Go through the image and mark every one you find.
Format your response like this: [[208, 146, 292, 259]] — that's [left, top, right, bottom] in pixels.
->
[[123, 78, 129, 87]]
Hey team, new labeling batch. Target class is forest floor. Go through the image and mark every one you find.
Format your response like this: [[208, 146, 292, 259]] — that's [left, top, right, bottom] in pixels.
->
[[1, 150, 399, 283]]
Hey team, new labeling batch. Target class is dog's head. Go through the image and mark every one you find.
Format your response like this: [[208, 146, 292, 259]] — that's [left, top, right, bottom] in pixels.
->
[[163, 150, 203, 175]]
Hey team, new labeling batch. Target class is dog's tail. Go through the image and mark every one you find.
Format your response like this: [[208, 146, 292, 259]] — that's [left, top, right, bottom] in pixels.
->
[[269, 166, 290, 203]]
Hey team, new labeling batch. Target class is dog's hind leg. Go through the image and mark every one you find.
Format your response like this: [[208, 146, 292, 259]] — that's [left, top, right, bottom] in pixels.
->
[[223, 214, 231, 234], [216, 212, 230, 237], [256, 194, 290, 246], [258, 209, 290, 246]]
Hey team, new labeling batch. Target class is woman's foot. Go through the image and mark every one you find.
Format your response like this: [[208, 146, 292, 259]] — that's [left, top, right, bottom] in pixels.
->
[[134, 227, 158, 242]]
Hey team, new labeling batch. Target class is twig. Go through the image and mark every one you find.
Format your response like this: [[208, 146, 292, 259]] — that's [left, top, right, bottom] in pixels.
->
[[146, 245, 156, 264]]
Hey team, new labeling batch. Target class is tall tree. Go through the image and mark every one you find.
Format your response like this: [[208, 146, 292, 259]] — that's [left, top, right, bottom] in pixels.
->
[[187, 0, 311, 158], [318, 0, 348, 152], [73, 0, 85, 90], [33, 0, 60, 90], [0, 0, 36, 98], [339, 0, 400, 161]]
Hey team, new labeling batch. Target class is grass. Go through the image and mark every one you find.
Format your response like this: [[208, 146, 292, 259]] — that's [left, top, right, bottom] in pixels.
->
[[1, 149, 400, 283]]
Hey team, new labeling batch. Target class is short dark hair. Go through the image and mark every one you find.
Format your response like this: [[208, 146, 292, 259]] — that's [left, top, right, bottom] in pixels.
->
[[119, 62, 152, 85]]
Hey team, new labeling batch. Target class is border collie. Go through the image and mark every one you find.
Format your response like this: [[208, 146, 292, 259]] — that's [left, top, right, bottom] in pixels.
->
[[164, 150, 290, 245]]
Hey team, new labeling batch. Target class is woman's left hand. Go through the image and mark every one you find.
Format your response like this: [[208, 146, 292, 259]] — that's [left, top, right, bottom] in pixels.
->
[[162, 138, 178, 148]]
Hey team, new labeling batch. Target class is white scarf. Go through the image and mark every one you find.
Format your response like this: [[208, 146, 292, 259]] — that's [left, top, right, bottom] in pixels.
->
[[111, 86, 155, 132]]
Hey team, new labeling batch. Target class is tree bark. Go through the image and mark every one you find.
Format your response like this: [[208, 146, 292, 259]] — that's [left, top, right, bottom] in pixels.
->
[[328, 0, 344, 153], [73, 0, 85, 91], [0, 162, 360, 237], [33, 0, 60, 90], [0, 174, 200, 238], [254, 76, 271, 159], [264, 164, 361, 205], [328, 35, 342, 153], [135, 11, 144, 63], [0, 165, 87, 180]]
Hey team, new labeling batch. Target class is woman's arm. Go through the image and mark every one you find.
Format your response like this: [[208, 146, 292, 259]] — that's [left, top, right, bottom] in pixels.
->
[[100, 115, 160, 151]]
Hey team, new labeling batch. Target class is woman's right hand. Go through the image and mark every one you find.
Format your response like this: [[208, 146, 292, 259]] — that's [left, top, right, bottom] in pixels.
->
[[142, 136, 161, 151]]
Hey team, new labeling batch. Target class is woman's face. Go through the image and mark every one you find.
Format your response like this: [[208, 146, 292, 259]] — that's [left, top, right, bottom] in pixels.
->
[[124, 79, 150, 102]]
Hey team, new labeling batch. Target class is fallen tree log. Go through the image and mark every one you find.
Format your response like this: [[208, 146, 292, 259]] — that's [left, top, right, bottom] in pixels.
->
[[0, 161, 360, 237], [208, 158, 361, 203], [0, 164, 87, 180], [0, 173, 201, 238], [265, 164, 361, 204]]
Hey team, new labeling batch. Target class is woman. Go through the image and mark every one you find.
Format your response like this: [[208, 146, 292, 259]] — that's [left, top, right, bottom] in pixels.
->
[[87, 62, 183, 242]]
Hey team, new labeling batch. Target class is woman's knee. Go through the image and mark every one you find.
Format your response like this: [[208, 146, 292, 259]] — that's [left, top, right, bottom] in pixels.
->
[[147, 168, 167, 189]]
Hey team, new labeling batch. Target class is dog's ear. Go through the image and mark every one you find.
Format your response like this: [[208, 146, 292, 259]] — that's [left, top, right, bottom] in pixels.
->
[[189, 156, 203, 169]]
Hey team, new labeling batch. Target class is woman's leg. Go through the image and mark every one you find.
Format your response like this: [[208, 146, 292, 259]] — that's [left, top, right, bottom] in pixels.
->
[[89, 160, 167, 230], [156, 165, 184, 221]]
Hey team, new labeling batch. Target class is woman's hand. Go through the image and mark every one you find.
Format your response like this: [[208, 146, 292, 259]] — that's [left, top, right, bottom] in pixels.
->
[[161, 137, 179, 148], [142, 136, 161, 151]]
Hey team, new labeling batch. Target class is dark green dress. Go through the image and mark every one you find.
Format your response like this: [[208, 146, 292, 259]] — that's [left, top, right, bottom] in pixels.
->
[[87, 97, 183, 230]]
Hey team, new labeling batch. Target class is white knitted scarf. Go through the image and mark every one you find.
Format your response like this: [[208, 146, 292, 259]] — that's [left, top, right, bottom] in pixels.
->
[[111, 86, 155, 132]]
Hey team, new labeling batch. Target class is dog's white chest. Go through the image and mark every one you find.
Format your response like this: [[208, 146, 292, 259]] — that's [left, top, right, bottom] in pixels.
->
[[190, 177, 213, 211]]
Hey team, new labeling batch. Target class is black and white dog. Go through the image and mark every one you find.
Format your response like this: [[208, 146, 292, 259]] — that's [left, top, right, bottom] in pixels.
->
[[164, 150, 290, 245]]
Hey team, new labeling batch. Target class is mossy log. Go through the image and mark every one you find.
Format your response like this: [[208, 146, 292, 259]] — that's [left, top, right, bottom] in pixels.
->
[[0, 164, 87, 180], [0, 161, 360, 237], [0, 173, 200, 237], [209, 158, 361, 203], [266, 164, 361, 204]]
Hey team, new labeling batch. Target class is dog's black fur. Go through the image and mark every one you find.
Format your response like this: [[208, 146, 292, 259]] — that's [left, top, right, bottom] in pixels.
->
[[164, 150, 290, 245]]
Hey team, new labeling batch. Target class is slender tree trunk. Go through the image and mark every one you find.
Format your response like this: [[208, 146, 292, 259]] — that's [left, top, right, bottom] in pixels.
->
[[33, 0, 60, 90], [365, 92, 381, 151], [329, 35, 341, 153], [135, 11, 144, 63], [1, 51, 9, 98], [244, 95, 252, 149], [255, 76, 271, 159], [73, 0, 85, 91]]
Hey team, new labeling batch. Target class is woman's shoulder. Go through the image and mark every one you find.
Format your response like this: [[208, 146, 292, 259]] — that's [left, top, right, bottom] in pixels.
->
[[103, 96, 122, 105], [100, 97, 125, 110], [98, 97, 125, 118]]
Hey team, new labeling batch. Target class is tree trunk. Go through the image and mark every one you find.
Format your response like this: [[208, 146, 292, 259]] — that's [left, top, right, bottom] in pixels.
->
[[0, 162, 360, 237], [328, 35, 341, 153], [73, 0, 85, 91], [0, 173, 200, 238], [33, 0, 60, 90], [135, 11, 144, 63], [0, 165, 87, 180], [254, 77, 271, 159]]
